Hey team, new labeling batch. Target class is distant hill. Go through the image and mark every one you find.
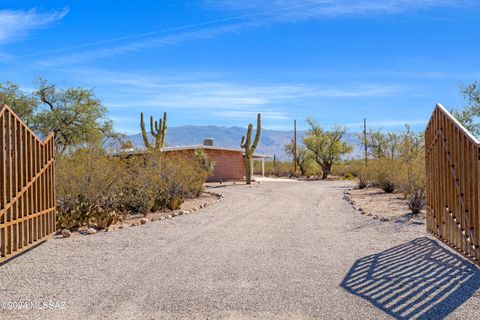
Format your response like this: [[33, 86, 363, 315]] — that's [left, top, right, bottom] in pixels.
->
[[114, 125, 361, 160]]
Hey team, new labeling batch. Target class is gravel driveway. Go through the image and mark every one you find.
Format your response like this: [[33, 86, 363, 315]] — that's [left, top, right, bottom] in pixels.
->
[[1, 180, 479, 319]]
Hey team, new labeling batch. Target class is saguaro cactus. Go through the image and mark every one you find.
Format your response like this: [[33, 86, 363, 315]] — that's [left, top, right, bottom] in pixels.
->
[[241, 113, 261, 184], [140, 112, 167, 151]]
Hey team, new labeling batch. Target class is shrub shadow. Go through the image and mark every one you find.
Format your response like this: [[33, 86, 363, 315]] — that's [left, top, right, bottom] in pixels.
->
[[341, 237, 480, 320]]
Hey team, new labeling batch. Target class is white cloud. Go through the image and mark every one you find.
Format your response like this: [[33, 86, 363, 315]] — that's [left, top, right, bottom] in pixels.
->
[[24, 0, 472, 65], [0, 9, 68, 44], [79, 70, 403, 113], [206, 0, 471, 18]]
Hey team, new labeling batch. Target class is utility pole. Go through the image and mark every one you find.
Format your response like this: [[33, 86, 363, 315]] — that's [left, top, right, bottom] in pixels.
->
[[293, 119, 297, 174], [363, 118, 368, 166]]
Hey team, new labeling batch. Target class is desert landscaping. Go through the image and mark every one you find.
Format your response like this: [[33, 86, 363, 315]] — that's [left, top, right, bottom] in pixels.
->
[[3, 179, 480, 320], [2, 2, 480, 319]]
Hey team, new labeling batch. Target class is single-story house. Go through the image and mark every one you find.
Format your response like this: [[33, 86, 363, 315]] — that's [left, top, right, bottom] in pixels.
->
[[115, 139, 271, 182]]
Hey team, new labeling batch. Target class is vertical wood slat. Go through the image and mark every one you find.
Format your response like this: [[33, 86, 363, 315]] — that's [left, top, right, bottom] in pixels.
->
[[0, 105, 55, 263], [1, 112, 6, 258], [426, 104, 480, 263]]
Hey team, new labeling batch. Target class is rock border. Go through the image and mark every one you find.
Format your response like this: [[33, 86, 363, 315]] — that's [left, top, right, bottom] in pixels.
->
[[61, 192, 224, 238], [343, 188, 391, 222], [343, 188, 426, 224]]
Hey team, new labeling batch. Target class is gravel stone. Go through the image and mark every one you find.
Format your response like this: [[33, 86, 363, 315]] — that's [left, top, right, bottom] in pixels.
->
[[0, 180, 470, 320], [61, 229, 71, 238], [85, 228, 97, 235]]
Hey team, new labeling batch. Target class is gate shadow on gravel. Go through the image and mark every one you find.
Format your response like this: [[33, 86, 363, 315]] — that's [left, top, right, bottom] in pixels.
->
[[341, 237, 480, 320]]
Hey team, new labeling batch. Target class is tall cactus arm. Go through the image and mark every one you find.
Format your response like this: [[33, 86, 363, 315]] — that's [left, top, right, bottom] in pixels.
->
[[162, 112, 167, 134], [250, 113, 262, 152], [140, 112, 152, 149], [150, 116, 157, 136], [245, 124, 253, 153], [160, 112, 167, 148]]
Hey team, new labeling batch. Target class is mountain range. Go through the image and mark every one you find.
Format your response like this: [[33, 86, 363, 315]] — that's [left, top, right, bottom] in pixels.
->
[[115, 126, 361, 160]]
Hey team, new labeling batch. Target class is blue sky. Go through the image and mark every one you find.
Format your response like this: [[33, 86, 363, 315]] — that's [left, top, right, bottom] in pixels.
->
[[1, 0, 480, 134]]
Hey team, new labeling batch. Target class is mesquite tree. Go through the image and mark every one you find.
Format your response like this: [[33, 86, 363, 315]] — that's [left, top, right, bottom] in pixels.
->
[[241, 113, 261, 184], [284, 141, 309, 176], [303, 118, 351, 179], [140, 111, 167, 152]]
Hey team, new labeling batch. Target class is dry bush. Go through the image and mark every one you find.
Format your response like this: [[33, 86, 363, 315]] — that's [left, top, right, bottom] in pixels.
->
[[395, 158, 426, 214], [343, 173, 354, 180], [156, 153, 211, 208], [332, 160, 365, 178], [254, 160, 293, 177], [255, 159, 322, 178], [349, 126, 426, 212], [56, 148, 127, 229], [356, 165, 371, 189], [372, 159, 398, 193], [356, 159, 400, 193], [56, 148, 213, 229], [119, 155, 161, 215]]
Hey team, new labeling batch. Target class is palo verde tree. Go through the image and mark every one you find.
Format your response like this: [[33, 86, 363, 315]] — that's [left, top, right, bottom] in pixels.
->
[[452, 81, 480, 137], [366, 129, 402, 160], [140, 111, 167, 152], [303, 118, 352, 179], [284, 141, 309, 176], [241, 113, 261, 184]]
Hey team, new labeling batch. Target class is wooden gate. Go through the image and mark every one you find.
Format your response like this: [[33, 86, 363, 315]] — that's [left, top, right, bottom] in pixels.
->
[[426, 104, 480, 262], [0, 105, 55, 263]]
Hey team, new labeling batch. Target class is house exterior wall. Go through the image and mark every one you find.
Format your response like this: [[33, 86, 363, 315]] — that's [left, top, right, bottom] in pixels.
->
[[204, 149, 246, 182], [165, 148, 246, 182]]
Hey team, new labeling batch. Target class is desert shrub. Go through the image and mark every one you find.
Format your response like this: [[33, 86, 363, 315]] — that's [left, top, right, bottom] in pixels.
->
[[120, 152, 211, 214], [118, 155, 161, 215], [155, 153, 210, 208], [254, 160, 294, 177], [332, 159, 366, 179], [356, 165, 370, 189], [352, 126, 426, 210], [373, 160, 398, 193], [406, 190, 426, 214], [57, 148, 213, 229], [343, 173, 354, 180], [357, 177, 368, 189], [255, 158, 322, 178], [396, 157, 426, 214], [56, 147, 127, 229], [195, 148, 215, 175], [361, 159, 400, 193]]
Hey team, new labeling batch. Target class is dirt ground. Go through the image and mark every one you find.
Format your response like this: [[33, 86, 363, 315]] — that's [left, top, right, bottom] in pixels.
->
[[347, 187, 426, 223], [2, 179, 478, 320]]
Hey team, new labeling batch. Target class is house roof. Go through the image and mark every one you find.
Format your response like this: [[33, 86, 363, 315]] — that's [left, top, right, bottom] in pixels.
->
[[114, 145, 272, 158]]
